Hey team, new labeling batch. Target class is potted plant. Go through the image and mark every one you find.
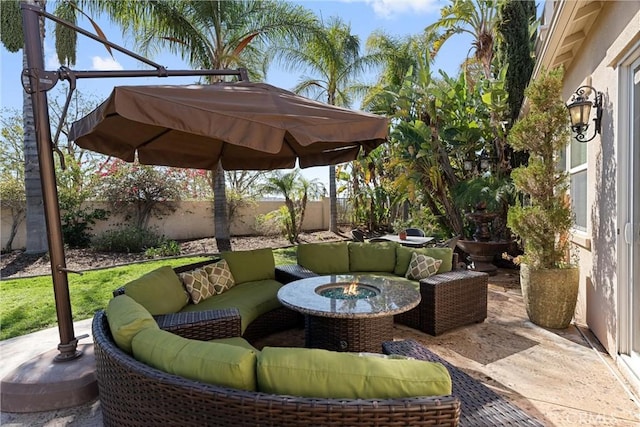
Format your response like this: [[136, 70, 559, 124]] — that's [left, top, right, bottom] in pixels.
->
[[506, 68, 579, 329]]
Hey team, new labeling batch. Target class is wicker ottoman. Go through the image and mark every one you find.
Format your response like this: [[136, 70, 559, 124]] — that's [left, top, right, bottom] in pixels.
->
[[418, 270, 488, 335]]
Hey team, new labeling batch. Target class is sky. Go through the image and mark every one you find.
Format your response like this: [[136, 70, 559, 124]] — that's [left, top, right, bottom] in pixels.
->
[[0, 0, 472, 189]]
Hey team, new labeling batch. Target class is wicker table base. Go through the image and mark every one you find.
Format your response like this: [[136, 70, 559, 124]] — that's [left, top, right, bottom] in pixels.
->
[[305, 314, 393, 353]]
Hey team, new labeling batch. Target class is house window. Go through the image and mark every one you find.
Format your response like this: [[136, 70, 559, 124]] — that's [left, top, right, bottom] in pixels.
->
[[567, 136, 588, 232]]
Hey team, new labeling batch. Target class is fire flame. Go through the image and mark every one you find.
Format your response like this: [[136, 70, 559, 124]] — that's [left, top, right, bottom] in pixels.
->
[[345, 281, 359, 296]]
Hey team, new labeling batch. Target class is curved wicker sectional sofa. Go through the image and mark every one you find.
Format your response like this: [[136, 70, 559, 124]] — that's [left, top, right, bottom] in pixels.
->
[[98, 251, 464, 426], [93, 308, 461, 427]]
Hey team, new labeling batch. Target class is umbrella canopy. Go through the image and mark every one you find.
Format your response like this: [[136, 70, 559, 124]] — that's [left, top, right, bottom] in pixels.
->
[[69, 81, 388, 170]]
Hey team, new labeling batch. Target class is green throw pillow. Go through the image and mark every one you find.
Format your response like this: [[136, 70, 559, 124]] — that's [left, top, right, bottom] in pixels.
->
[[132, 328, 258, 391], [222, 248, 275, 284], [394, 246, 453, 276], [257, 347, 452, 399], [123, 266, 189, 315], [106, 295, 159, 354], [297, 242, 349, 274], [348, 242, 397, 272]]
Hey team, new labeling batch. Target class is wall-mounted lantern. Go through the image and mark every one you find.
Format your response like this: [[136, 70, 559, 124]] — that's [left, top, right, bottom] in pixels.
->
[[566, 85, 602, 142]]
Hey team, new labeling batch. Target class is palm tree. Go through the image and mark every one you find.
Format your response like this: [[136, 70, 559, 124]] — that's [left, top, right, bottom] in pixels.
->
[[1, 0, 49, 253], [103, 0, 318, 252], [426, 0, 513, 180], [274, 17, 376, 234], [260, 169, 324, 243], [425, 0, 502, 79]]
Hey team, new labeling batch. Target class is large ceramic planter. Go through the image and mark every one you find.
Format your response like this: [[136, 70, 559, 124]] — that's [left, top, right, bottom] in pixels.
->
[[520, 263, 579, 329]]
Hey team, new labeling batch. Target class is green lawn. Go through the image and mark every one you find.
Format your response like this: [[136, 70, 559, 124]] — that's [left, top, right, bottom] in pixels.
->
[[1, 247, 297, 341]]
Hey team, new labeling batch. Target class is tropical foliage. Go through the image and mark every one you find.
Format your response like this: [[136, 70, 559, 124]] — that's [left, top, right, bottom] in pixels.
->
[[1, 0, 541, 254], [259, 170, 324, 243]]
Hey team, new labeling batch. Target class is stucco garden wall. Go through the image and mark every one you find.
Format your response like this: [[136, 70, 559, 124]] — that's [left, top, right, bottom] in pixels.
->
[[1, 198, 331, 250]]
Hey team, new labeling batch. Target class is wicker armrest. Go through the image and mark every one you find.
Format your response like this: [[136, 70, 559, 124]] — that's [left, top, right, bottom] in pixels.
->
[[275, 264, 319, 284], [154, 308, 241, 340]]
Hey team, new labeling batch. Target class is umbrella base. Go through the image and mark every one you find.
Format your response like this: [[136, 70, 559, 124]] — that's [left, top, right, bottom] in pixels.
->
[[0, 343, 97, 413]]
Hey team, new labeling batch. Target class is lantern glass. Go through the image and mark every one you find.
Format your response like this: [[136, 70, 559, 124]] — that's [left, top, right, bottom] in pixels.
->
[[568, 99, 592, 131]]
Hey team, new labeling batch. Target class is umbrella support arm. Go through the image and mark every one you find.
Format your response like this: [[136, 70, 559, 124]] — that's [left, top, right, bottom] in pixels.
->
[[22, 2, 249, 82]]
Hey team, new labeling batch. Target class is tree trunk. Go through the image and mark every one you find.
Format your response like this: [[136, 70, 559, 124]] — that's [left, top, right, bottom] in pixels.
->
[[4, 211, 25, 253], [213, 163, 231, 252], [22, 36, 47, 254], [329, 165, 338, 233]]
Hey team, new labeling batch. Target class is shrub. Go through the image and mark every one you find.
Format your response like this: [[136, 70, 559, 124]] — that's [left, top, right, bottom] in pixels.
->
[[506, 68, 573, 269], [144, 240, 181, 258], [59, 198, 108, 248], [97, 161, 181, 229], [92, 226, 164, 253]]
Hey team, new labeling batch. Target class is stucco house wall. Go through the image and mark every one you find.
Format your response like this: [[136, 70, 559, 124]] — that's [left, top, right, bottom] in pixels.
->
[[534, 0, 640, 394]]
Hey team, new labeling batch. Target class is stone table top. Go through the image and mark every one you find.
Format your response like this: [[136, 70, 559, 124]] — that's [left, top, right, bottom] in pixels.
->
[[277, 274, 421, 319]]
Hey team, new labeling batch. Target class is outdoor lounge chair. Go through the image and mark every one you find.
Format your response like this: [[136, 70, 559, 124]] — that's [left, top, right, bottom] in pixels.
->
[[405, 227, 426, 237], [351, 229, 366, 242]]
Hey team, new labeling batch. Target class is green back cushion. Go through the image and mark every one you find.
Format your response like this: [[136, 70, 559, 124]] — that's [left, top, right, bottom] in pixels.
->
[[222, 248, 275, 284], [297, 242, 349, 274], [348, 242, 397, 272], [123, 266, 189, 315], [257, 347, 452, 399], [209, 336, 259, 352], [180, 279, 283, 333], [132, 328, 258, 391], [106, 295, 159, 354], [394, 246, 453, 276]]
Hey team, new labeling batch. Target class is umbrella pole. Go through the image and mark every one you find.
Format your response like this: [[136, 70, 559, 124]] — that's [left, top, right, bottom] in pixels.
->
[[22, 3, 80, 361]]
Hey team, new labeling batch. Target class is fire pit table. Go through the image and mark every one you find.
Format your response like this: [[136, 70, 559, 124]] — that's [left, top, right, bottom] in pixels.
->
[[277, 275, 421, 353]]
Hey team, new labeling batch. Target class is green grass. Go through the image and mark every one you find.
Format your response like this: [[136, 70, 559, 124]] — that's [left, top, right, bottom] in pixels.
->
[[0, 248, 298, 340]]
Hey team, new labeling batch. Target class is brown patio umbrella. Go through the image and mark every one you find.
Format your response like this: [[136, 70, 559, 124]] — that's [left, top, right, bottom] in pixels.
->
[[69, 81, 388, 170]]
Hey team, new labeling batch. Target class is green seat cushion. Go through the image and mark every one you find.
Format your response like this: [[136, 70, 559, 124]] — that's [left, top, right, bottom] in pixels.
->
[[180, 279, 283, 333], [297, 242, 349, 274], [348, 242, 397, 272], [222, 248, 275, 284], [106, 295, 159, 354], [131, 328, 258, 391], [394, 246, 453, 276], [257, 347, 451, 399], [123, 266, 189, 315]]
